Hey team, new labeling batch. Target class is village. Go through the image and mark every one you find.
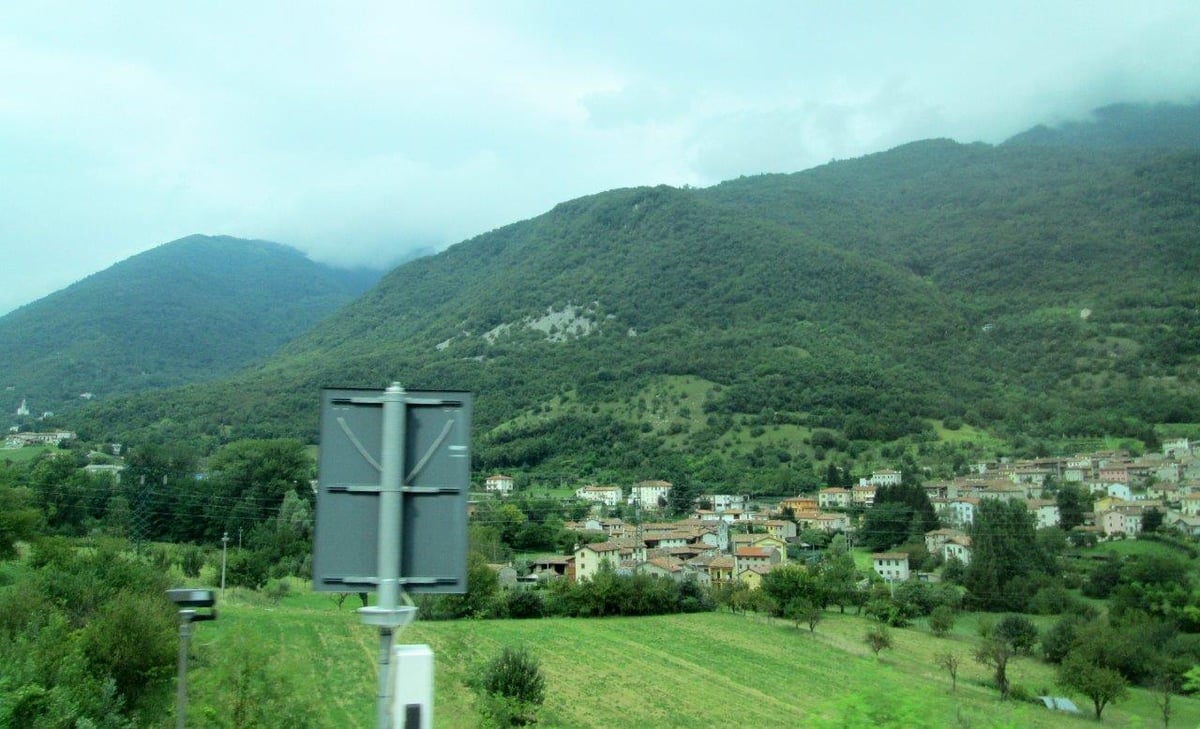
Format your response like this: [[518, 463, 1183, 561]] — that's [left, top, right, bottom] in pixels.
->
[[478, 437, 1200, 589]]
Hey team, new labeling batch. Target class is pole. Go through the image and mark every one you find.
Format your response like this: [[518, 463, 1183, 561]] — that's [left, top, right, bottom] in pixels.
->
[[220, 532, 229, 595], [376, 382, 406, 729], [175, 614, 192, 729]]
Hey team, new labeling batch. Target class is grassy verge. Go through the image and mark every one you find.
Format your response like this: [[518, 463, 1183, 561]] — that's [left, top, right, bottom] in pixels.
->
[[181, 585, 1200, 727]]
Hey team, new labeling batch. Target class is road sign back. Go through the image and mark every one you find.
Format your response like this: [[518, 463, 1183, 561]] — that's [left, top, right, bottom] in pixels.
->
[[312, 387, 472, 594]]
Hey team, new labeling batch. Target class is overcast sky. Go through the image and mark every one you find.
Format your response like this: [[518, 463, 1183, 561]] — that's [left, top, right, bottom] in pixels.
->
[[2, 2, 1198, 315]]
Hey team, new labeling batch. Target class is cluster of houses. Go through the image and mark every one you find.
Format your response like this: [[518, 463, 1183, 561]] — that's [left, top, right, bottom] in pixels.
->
[[3, 430, 76, 449], [533, 516, 794, 590], [483, 437, 1200, 589]]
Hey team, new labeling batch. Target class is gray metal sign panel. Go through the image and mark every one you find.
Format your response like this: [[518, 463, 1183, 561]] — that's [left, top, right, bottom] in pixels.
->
[[312, 387, 472, 594]]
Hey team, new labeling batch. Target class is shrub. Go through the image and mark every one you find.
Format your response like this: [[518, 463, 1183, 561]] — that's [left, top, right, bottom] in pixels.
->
[[474, 646, 546, 726], [1008, 683, 1034, 703], [865, 623, 893, 657], [264, 578, 290, 604], [928, 605, 956, 637], [996, 614, 1039, 656], [181, 546, 205, 579], [502, 589, 546, 619]]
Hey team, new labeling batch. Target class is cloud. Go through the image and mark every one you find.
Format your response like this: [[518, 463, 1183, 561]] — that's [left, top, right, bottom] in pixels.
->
[[1, 1, 1198, 315]]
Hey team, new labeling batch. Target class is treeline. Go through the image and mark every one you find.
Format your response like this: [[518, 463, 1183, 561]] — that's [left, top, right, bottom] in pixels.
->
[[2, 439, 316, 589], [417, 555, 713, 621]]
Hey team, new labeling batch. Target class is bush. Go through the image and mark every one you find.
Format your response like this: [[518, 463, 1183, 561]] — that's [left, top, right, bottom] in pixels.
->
[[996, 614, 1039, 656], [474, 646, 546, 726], [928, 605, 956, 637], [501, 589, 546, 619], [865, 623, 893, 656], [264, 578, 290, 604], [1008, 683, 1034, 703], [80, 591, 176, 710], [181, 546, 205, 579], [1042, 615, 1085, 664]]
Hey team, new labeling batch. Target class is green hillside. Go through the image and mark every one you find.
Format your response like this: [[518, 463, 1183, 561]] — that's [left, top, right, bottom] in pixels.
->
[[186, 588, 1199, 728], [65, 103, 1200, 485], [0, 235, 381, 415]]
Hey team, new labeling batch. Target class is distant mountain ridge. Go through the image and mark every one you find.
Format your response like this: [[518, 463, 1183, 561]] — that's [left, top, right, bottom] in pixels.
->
[[0, 235, 382, 416], [63, 101, 1200, 487], [1005, 101, 1200, 149]]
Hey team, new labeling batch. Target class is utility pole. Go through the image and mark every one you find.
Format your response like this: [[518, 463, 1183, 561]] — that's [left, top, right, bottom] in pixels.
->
[[220, 532, 229, 594]]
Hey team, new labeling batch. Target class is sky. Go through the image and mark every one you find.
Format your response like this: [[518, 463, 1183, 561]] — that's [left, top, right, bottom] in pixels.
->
[[2, 2, 1198, 316]]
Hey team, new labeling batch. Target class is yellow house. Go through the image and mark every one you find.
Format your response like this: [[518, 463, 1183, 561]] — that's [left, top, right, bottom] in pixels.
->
[[737, 564, 775, 590], [779, 496, 818, 513], [708, 556, 736, 583], [730, 533, 788, 563], [1092, 496, 1129, 515]]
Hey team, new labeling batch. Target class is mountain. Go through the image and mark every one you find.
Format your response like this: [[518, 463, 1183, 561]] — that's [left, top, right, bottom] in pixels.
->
[[67, 103, 1200, 489], [0, 235, 382, 417], [1004, 101, 1200, 150]]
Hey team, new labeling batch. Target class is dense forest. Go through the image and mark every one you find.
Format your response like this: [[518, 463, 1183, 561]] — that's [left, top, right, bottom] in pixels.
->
[[13, 102, 1200, 489]]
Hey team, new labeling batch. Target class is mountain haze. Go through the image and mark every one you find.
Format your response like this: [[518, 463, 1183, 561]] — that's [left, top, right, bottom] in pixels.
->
[[67, 103, 1200, 488], [0, 235, 382, 416]]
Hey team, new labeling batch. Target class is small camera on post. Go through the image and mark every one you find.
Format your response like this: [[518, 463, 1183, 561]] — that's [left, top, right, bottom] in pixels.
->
[[167, 588, 217, 621], [167, 588, 217, 728]]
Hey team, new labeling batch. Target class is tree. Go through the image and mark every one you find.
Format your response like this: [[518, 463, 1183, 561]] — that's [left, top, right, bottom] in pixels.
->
[[964, 498, 1044, 611], [474, 646, 546, 726], [760, 564, 828, 615], [1059, 652, 1128, 720], [864, 623, 893, 657], [1152, 671, 1178, 729], [1056, 484, 1088, 531], [818, 535, 860, 613], [1142, 506, 1164, 534], [785, 598, 822, 632], [935, 651, 962, 692], [928, 605, 957, 637], [666, 481, 698, 515], [974, 635, 1018, 699], [995, 614, 1038, 656], [0, 485, 41, 559], [206, 439, 312, 538], [860, 503, 913, 552], [1041, 614, 1086, 664]]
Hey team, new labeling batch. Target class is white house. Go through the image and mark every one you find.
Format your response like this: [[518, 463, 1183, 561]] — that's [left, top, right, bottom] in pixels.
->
[[947, 498, 979, 527], [818, 487, 851, 509], [484, 474, 515, 497], [1026, 500, 1061, 529], [711, 494, 747, 512], [872, 552, 910, 581], [575, 485, 624, 508], [574, 542, 624, 581], [943, 537, 972, 566], [1163, 438, 1192, 458], [629, 480, 672, 509], [869, 469, 902, 487], [1089, 483, 1132, 501]]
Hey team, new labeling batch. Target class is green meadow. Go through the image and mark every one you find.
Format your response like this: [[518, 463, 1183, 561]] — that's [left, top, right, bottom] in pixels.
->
[[183, 584, 1200, 728]]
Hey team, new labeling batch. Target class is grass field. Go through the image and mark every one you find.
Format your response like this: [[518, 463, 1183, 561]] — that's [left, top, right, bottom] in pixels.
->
[[182, 584, 1200, 728], [0, 445, 54, 464]]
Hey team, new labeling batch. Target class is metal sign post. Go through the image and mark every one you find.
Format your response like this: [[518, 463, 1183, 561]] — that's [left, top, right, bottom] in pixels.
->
[[362, 384, 409, 729], [312, 384, 471, 729], [166, 589, 216, 729]]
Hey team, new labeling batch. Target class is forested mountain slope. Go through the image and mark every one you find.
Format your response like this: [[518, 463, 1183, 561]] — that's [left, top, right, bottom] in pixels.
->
[[0, 235, 381, 415], [68, 104, 1200, 488]]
